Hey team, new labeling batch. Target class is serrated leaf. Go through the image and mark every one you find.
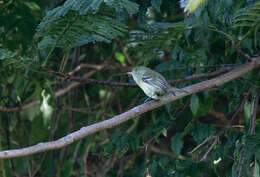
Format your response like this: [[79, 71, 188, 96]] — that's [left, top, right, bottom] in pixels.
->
[[171, 133, 183, 155]]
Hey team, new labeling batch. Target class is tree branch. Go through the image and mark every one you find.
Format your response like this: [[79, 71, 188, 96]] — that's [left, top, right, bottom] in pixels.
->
[[0, 57, 259, 159], [52, 66, 232, 86], [0, 66, 231, 112]]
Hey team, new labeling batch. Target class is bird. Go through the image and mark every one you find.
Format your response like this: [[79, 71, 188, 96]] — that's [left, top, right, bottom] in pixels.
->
[[128, 66, 187, 101]]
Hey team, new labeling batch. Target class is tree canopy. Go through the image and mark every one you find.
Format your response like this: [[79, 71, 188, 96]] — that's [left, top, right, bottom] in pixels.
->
[[0, 0, 260, 177]]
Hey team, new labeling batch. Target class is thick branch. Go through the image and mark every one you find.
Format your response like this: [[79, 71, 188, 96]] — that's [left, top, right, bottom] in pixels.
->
[[0, 57, 259, 159]]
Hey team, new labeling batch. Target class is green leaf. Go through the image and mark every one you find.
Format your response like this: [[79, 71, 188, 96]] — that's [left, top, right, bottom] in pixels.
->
[[105, 0, 139, 16], [184, 0, 207, 15], [171, 133, 183, 155], [0, 49, 16, 59], [21, 105, 41, 122], [61, 158, 75, 177], [151, 0, 162, 12], [7, 75, 15, 84], [115, 52, 125, 63], [161, 128, 167, 137], [50, 0, 102, 18], [190, 94, 199, 116], [38, 13, 127, 49], [254, 158, 259, 177], [244, 100, 254, 126], [192, 123, 216, 143]]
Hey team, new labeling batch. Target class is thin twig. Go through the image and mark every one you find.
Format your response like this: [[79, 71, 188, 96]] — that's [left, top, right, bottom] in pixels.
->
[[232, 41, 252, 61], [188, 136, 217, 154], [170, 67, 233, 84], [189, 90, 250, 160], [50, 67, 233, 87], [68, 63, 108, 76], [199, 137, 218, 162], [115, 38, 133, 65], [248, 89, 259, 135]]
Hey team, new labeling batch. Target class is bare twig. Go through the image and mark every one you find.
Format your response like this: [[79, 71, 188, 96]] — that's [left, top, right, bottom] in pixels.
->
[[170, 67, 233, 84], [235, 89, 260, 177], [68, 63, 108, 76], [199, 137, 218, 162], [115, 38, 133, 65], [83, 143, 93, 177], [232, 41, 252, 61], [51, 66, 233, 87], [189, 88, 250, 160], [150, 145, 185, 160], [188, 136, 218, 154], [208, 109, 228, 124], [0, 57, 259, 159], [248, 89, 259, 135]]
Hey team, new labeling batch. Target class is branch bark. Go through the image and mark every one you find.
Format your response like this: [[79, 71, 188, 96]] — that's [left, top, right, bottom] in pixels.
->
[[0, 57, 259, 159]]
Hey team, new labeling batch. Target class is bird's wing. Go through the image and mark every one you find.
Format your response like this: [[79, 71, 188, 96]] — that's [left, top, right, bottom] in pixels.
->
[[142, 72, 169, 92]]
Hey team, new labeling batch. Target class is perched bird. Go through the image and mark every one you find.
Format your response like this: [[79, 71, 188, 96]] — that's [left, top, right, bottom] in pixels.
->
[[128, 66, 187, 100]]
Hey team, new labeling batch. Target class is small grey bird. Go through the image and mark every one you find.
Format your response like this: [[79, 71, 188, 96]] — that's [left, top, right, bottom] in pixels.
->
[[128, 66, 187, 100]]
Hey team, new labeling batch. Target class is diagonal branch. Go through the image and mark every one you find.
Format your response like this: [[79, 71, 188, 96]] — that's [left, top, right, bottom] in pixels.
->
[[0, 57, 259, 159]]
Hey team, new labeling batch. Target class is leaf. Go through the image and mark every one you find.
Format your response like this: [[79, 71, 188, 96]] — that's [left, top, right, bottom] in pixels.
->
[[21, 105, 41, 122], [0, 49, 16, 59], [115, 52, 125, 63], [50, 0, 103, 18], [254, 158, 259, 177], [37, 13, 127, 49], [171, 133, 183, 155], [190, 94, 199, 116], [105, 0, 139, 16], [7, 75, 15, 84], [161, 128, 167, 137], [232, 1, 260, 44], [192, 123, 216, 143], [243, 100, 254, 126], [184, 0, 207, 15], [151, 0, 162, 12]]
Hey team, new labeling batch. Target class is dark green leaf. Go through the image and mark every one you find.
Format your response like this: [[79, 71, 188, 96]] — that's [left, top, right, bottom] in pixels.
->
[[171, 133, 183, 155]]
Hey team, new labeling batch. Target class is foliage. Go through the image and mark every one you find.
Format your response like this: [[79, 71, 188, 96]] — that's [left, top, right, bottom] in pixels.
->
[[0, 0, 260, 177]]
